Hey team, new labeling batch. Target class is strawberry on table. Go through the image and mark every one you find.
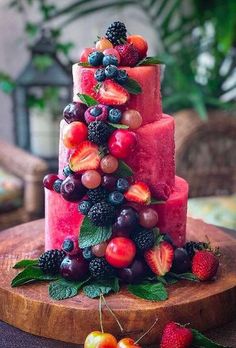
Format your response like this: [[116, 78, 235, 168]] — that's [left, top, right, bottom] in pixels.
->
[[97, 79, 129, 105], [192, 250, 219, 281], [124, 182, 151, 205], [69, 141, 100, 172], [160, 322, 193, 348], [144, 241, 174, 276]]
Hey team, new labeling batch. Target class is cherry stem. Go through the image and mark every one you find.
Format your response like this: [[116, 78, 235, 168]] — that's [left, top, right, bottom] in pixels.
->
[[101, 294, 124, 333], [99, 294, 104, 333], [134, 318, 159, 344]]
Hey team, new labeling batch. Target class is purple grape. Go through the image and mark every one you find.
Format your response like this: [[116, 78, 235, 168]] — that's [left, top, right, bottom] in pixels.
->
[[63, 102, 87, 124], [116, 207, 139, 229], [101, 175, 117, 192], [60, 255, 89, 281], [118, 258, 147, 283], [171, 248, 191, 274], [60, 176, 87, 202]]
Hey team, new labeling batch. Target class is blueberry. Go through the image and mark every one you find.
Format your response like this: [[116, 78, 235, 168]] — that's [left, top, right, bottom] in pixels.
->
[[90, 106, 102, 117], [62, 239, 74, 253], [108, 108, 122, 123], [115, 69, 128, 84], [82, 247, 94, 261], [63, 165, 74, 177], [88, 51, 104, 66], [53, 179, 63, 193], [94, 68, 106, 82], [78, 200, 92, 215], [103, 55, 119, 67], [108, 191, 124, 205], [105, 65, 118, 78], [116, 178, 129, 192]]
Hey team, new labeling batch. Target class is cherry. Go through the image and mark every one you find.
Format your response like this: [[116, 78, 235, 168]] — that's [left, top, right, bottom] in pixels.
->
[[60, 255, 89, 281], [63, 121, 88, 149], [84, 331, 117, 348], [61, 176, 87, 202], [105, 237, 136, 268], [117, 338, 141, 348], [43, 173, 58, 190], [108, 130, 137, 159], [80, 47, 95, 63], [139, 208, 158, 229], [118, 258, 147, 283], [63, 102, 87, 124], [116, 207, 139, 229]]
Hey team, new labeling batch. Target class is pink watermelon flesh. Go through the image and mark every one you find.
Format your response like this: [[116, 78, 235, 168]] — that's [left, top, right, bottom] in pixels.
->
[[126, 114, 175, 195], [152, 176, 189, 247], [72, 65, 162, 125]]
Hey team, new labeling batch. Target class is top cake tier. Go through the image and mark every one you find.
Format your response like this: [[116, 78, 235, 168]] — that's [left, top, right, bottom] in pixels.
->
[[72, 65, 162, 126]]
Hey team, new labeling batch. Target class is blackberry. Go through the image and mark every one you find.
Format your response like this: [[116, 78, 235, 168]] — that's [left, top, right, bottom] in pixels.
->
[[38, 249, 66, 275], [184, 241, 208, 259], [132, 229, 155, 252], [87, 187, 108, 204], [88, 201, 116, 226], [89, 257, 116, 279], [105, 21, 127, 45], [88, 121, 111, 145]]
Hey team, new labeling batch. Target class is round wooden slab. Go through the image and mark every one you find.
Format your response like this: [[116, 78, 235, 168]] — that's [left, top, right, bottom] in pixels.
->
[[0, 217, 236, 345]]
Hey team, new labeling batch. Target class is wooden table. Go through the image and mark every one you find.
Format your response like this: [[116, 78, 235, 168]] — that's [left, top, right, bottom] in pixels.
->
[[1, 219, 236, 347]]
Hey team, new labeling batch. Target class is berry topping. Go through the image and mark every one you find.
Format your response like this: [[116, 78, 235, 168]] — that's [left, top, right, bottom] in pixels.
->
[[115, 43, 139, 67], [127, 35, 148, 59], [115, 69, 128, 84], [184, 241, 209, 259], [82, 247, 94, 261], [108, 129, 137, 159], [63, 102, 87, 124], [105, 237, 136, 268], [171, 248, 191, 274], [116, 207, 139, 229], [53, 179, 63, 193], [105, 21, 127, 46], [94, 68, 106, 82], [61, 176, 87, 202], [144, 241, 174, 276], [80, 47, 95, 63], [88, 51, 104, 66], [131, 228, 155, 252], [62, 235, 81, 256], [69, 141, 101, 173], [95, 38, 113, 51], [62, 121, 88, 149], [88, 201, 116, 226], [105, 64, 118, 78], [121, 109, 143, 129], [118, 258, 147, 284], [103, 48, 121, 63], [87, 187, 108, 203], [84, 104, 108, 124], [81, 170, 101, 189], [102, 175, 117, 191], [43, 173, 58, 190], [116, 178, 129, 192], [108, 191, 124, 206], [154, 183, 171, 201], [38, 249, 66, 275], [88, 120, 111, 145], [192, 250, 219, 281], [102, 54, 119, 67], [139, 207, 158, 229], [89, 257, 116, 279], [160, 322, 193, 348], [63, 165, 74, 177], [108, 108, 122, 123], [97, 80, 129, 105], [92, 242, 108, 257], [124, 182, 151, 205], [60, 255, 89, 281], [100, 154, 119, 174], [78, 200, 92, 215]]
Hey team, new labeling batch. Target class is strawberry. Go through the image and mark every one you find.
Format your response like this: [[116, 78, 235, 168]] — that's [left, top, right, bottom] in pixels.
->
[[124, 182, 151, 205], [127, 35, 148, 59], [160, 322, 193, 348], [115, 43, 139, 66], [192, 250, 219, 281], [97, 80, 129, 105], [69, 141, 100, 172], [144, 241, 174, 276]]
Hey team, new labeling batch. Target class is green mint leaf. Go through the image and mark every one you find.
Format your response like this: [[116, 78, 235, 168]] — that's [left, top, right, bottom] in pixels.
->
[[11, 266, 58, 287], [78, 62, 91, 67], [137, 56, 164, 66], [79, 217, 112, 248], [77, 93, 98, 107], [128, 282, 168, 301], [94, 82, 102, 93], [163, 274, 178, 285], [13, 259, 38, 269], [49, 278, 88, 300], [191, 328, 230, 348], [108, 122, 129, 129], [150, 198, 165, 204], [122, 78, 142, 95], [116, 160, 133, 177], [169, 272, 199, 282], [83, 278, 119, 298]]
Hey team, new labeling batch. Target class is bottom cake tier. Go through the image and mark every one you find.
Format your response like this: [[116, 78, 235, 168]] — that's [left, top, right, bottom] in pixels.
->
[[45, 175, 188, 250]]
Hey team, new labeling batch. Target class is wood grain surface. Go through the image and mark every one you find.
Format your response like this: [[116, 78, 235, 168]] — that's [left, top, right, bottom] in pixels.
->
[[0, 217, 236, 345]]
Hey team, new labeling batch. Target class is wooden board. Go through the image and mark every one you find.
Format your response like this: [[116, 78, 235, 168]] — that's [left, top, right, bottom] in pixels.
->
[[0, 217, 236, 345]]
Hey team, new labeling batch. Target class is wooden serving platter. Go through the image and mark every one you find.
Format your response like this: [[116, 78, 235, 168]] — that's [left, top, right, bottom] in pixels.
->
[[0, 217, 236, 345]]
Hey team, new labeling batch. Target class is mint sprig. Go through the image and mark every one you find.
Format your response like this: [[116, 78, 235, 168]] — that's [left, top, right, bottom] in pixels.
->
[[77, 93, 98, 106], [116, 160, 133, 177], [150, 198, 165, 204], [108, 122, 129, 129], [11, 266, 58, 287], [78, 62, 91, 67], [122, 77, 142, 95], [13, 259, 38, 269], [79, 217, 112, 248], [192, 328, 230, 348], [169, 272, 199, 282], [136, 56, 164, 66], [83, 278, 119, 298], [128, 282, 168, 301], [49, 278, 89, 300]]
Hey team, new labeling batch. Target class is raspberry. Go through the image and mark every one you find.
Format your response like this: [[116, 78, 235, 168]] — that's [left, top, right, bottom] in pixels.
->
[[115, 44, 139, 67], [38, 249, 66, 275]]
